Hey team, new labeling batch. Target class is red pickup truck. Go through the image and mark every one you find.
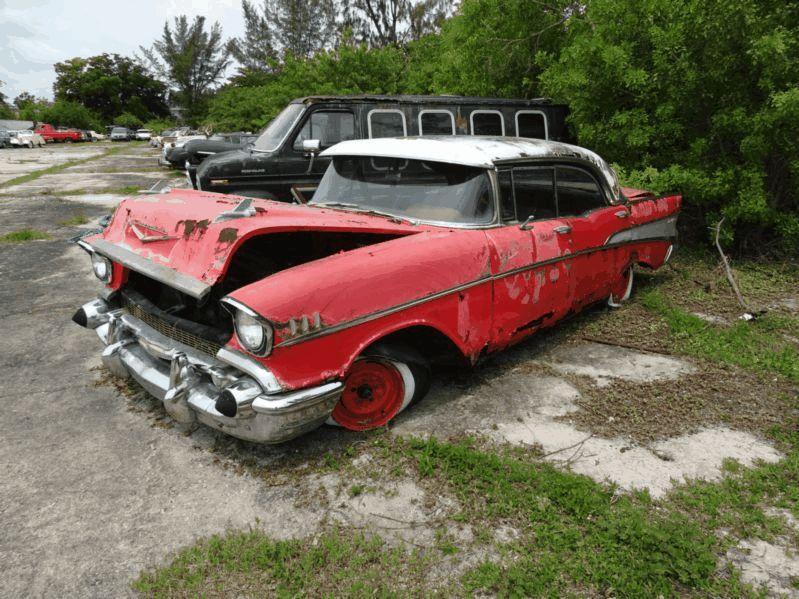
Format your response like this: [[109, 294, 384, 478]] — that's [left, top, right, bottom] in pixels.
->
[[34, 123, 82, 143]]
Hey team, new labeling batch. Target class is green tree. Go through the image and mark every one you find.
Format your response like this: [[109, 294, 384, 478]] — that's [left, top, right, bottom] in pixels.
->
[[20, 99, 102, 129], [13, 91, 37, 111], [53, 54, 169, 122], [140, 15, 231, 122], [343, 0, 452, 47], [541, 0, 799, 253], [230, 0, 337, 71], [404, 0, 576, 96], [205, 41, 407, 131], [114, 112, 142, 129], [0, 80, 14, 118]]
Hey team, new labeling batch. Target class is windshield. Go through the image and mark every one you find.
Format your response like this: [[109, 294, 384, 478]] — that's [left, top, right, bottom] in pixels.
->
[[311, 157, 495, 225], [112, 128, 126, 133], [253, 103, 304, 152]]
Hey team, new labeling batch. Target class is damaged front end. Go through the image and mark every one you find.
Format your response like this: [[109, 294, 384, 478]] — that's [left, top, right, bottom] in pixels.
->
[[70, 190, 417, 442], [72, 294, 342, 443]]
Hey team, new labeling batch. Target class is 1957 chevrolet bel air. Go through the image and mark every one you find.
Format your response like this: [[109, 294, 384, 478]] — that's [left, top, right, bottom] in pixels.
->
[[72, 137, 680, 443]]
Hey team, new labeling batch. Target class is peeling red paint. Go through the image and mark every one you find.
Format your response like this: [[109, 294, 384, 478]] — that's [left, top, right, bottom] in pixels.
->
[[89, 187, 681, 391]]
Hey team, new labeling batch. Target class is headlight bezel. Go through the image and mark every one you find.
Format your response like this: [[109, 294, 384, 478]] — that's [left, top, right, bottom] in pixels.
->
[[223, 298, 274, 357], [91, 252, 112, 283]]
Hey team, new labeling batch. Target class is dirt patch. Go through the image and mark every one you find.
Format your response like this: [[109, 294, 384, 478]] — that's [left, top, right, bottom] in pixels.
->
[[560, 362, 798, 445]]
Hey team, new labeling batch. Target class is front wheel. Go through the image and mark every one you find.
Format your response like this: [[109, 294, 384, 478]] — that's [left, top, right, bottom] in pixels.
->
[[329, 345, 430, 430], [608, 266, 634, 308]]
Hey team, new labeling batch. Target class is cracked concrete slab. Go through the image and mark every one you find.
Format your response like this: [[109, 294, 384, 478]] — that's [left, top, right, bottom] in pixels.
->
[[538, 342, 697, 387], [394, 352, 779, 499]]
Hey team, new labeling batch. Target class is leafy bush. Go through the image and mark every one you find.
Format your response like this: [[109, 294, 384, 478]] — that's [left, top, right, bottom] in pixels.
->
[[541, 0, 799, 255], [113, 112, 142, 129]]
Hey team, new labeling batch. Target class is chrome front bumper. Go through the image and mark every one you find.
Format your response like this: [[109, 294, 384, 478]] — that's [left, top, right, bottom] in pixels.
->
[[74, 298, 342, 443]]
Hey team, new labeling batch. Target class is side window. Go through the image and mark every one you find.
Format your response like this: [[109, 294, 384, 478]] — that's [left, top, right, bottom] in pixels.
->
[[498, 170, 515, 221], [470, 110, 505, 135], [419, 110, 455, 135], [368, 109, 407, 138], [513, 167, 556, 222], [556, 166, 605, 216], [293, 111, 355, 150], [515, 111, 548, 139]]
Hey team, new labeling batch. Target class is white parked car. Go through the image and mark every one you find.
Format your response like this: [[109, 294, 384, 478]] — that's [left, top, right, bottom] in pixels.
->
[[135, 129, 152, 140], [87, 130, 107, 141], [9, 130, 46, 148]]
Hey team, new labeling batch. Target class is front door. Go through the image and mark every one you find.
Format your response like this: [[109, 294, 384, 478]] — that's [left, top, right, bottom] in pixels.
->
[[487, 166, 573, 349]]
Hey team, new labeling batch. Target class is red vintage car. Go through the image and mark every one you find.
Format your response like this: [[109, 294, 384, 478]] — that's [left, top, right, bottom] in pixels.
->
[[34, 123, 82, 143], [72, 137, 680, 443]]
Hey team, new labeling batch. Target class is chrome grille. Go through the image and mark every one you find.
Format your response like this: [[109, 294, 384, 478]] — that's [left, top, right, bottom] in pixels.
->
[[122, 299, 223, 357]]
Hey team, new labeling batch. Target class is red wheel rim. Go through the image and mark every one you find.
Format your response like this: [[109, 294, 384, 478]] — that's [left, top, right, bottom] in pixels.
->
[[610, 268, 632, 304], [332, 359, 405, 431]]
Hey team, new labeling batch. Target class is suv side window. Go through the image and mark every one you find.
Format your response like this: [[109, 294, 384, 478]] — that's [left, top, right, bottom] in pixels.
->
[[470, 110, 505, 135], [368, 109, 407, 138], [515, 111, 548, 139], [513, 167, 556, 221], [556, 166, 605, 216], [293, 111, 355, 150]]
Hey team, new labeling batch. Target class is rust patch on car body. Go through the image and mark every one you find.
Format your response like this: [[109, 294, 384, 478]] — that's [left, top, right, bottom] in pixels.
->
[[217, 227, 238, 244]]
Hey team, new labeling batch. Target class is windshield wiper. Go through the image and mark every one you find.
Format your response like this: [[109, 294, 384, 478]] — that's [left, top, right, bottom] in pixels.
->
[[313, 202, 416, 224]]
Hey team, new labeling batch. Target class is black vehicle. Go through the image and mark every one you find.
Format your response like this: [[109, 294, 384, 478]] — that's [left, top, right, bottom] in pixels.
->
[[0, 129, 9, 148], [195, 95, 573, 202], [182, 132, 258, 186]]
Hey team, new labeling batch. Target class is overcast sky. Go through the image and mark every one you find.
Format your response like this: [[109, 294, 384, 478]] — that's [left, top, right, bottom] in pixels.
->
[[0, 0, 247, 101]]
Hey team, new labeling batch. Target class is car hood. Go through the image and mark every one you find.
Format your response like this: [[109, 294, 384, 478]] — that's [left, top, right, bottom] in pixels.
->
[[196, 148, 268, 179], [88, 189, 421, 297]]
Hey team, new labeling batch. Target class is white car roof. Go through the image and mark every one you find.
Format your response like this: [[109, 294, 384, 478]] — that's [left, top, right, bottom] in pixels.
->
[[321, 136, 621, 201]]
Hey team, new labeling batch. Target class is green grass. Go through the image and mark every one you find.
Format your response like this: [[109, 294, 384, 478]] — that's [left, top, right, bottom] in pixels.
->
[[0, 145, 127, 190], [58, 214, 89, 226], [134, 431, 797, 597], [0, 229, 50, 243], [131, 255, 799, 597], [133, 528, 432, 597], [640, 289, 799, 382]]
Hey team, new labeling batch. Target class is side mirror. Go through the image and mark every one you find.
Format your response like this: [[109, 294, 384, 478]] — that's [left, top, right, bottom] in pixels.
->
[[302, 139, 321, 154], [519, 214, 536, 230]]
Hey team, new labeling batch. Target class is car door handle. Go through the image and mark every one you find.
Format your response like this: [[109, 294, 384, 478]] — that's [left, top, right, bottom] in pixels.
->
[[615, 209, 630, 218], [553, 225, 572, 234]]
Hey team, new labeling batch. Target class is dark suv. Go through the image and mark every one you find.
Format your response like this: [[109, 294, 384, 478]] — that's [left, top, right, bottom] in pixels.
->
[[195, 95, 572, 202]]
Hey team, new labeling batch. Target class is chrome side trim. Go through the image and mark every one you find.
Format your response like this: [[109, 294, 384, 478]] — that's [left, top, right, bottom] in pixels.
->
[[606, 215, 678, 245], [275, 275, 490, 348], [90, 239, 212, 300], [274, 224, 677, 348], [216, 347, 282, 394]]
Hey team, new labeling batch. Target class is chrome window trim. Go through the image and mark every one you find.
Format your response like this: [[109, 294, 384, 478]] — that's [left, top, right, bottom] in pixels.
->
[[515, 110, 549, 140], [367, 109, 407, 139], [469, 109, 505, 135], [418, 109, 456, 136]]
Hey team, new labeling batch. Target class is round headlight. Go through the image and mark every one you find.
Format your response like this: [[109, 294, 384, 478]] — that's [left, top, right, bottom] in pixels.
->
[[234, 310, 273, 356], [91, 253, 112, 283]]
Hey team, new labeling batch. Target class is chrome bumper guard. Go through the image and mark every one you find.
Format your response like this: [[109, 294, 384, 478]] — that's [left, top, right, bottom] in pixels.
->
[[75, 298, 342, 443]]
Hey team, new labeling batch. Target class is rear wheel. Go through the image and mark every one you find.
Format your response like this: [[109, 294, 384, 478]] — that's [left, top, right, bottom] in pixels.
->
[[608, 266, 634, 308], [329, 344, 430, 430]]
